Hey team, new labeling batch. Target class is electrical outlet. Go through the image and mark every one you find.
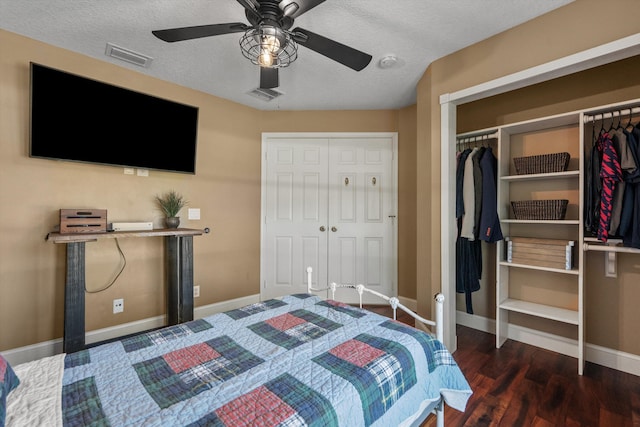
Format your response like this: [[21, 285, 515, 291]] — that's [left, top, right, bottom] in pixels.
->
[[193, 286, 200, 298], [113, 298, 124, 313]]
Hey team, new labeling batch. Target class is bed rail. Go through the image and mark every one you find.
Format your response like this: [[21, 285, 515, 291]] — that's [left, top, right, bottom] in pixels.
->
[[306, 267, 444, 343]]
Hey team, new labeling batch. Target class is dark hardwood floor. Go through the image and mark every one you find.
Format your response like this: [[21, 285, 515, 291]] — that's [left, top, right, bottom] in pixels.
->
[[364, 305, 640, 427]]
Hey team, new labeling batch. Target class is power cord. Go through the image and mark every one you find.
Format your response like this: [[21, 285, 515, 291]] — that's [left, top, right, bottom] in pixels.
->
[[85, 238, 127, 293]]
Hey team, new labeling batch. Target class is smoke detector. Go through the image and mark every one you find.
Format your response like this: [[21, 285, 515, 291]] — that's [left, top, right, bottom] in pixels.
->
[[378, 55, 404, 69]]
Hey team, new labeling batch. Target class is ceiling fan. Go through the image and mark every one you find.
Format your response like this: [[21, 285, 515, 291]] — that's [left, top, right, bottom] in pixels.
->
[[152, 0, 372, 89]]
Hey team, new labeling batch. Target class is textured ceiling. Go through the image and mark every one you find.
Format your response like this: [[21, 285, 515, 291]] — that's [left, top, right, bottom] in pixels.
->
[[0, 0, 574, 110]]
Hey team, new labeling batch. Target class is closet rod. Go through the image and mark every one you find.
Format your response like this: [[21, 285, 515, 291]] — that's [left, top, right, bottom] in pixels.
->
[[456, 131, 498, 145], [583, 243, 640, 254], [583, 106, 640, 123]]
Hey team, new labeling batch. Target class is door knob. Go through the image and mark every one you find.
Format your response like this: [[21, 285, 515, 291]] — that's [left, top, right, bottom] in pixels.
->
[[320, 226, 326, 232], [331, 226, 337, 232]]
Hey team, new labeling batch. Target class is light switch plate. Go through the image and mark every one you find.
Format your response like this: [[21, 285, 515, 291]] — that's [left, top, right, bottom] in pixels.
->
[[188, 208, 200, 220]]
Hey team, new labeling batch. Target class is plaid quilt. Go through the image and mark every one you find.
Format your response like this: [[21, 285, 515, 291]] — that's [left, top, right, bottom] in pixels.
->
[[61, 294, 471, 426]]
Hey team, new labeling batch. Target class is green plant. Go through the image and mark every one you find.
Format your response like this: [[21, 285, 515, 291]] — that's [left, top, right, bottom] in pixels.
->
[[155, 190, 187, 217]]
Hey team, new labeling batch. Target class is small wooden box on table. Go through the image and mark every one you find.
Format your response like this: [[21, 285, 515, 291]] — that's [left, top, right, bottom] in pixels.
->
[[60, 209, 107, 234], [47, 228, 204, 353]]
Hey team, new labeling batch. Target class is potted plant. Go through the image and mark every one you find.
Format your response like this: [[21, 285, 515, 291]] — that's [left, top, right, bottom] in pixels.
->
[[156, 190, 187, 229]]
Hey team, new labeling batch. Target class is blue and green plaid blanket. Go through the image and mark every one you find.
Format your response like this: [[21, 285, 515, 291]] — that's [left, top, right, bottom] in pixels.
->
[[62, 294, 471, 426]]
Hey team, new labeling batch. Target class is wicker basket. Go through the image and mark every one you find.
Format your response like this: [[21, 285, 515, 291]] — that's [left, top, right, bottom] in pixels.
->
[[513, 152, 570, 175], [511, 199, 569, 220]]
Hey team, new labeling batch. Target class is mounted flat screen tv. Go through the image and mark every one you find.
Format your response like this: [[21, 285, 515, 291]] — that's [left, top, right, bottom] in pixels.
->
[[29, 63, 199, 174]]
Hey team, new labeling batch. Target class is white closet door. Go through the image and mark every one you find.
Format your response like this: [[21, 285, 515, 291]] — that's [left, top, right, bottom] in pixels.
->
[[262, 138, 329, 299], [262, 134, 395, 302], [327, 137, 394, 303]]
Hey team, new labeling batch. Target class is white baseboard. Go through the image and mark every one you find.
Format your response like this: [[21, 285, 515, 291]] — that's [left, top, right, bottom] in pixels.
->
[[194, 294, 260, 319], [3, 294, 261, 366], [456, 310, 640, 377]]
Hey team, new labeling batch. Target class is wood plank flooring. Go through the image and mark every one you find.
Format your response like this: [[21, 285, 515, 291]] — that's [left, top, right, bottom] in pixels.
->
[[363, 305, 640, 427]]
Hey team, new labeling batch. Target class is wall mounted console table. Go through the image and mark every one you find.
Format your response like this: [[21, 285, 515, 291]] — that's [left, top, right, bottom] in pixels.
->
[[47, 228, 204, 353]]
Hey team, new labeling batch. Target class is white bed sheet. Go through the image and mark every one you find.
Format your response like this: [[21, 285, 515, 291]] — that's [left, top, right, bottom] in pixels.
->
[[6, 354, 65, 427]]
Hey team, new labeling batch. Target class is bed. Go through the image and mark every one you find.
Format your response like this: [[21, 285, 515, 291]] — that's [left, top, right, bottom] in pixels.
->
[[2, 269, 471, 427]]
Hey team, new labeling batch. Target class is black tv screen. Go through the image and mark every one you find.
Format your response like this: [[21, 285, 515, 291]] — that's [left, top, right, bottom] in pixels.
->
[[29, 63, 199, 174]]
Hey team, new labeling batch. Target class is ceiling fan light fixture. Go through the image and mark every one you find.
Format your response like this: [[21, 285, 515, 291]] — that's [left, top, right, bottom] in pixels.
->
[[240, 25, 298, 68]]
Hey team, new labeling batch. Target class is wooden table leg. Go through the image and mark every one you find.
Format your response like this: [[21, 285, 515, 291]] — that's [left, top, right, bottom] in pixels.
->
[[166, 236, 194, 325], [64, 242, 86, 353]]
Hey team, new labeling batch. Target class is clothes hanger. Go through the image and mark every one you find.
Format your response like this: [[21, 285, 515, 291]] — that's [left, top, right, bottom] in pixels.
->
[[599, 114, 607, 135], [625, 108, 634, 131], [607, 111, 616, 132]]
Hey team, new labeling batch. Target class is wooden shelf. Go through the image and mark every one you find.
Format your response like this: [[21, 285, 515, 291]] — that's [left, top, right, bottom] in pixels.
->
[[499, 298, 579, 325], [47, 228, 204, 243], [499, 261, 579, 275], [501, 170, 579, 181], [501, 219, 579, 225]]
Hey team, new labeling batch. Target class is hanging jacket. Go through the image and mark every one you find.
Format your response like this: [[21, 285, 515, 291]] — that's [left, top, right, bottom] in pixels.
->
[[460, 147, 479, 239], [623, 125, 640, 249], [456, 149, 471, 219], [618, 128, 639, 238], [597, 131, 622, 242], [472, 147, 486, 239], [478, 147, 503, 243], [584, 137, 601, 236]]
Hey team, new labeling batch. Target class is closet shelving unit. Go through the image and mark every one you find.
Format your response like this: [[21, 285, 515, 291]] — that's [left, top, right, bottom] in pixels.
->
[[496, 112, 584, 374], [458, 99, 640, 375], [458, 111, 585, 374]]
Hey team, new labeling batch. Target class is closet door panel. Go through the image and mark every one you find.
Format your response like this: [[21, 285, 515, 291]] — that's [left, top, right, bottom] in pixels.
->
[[275, 173, 293, 220], [365, 173, 383, 222], [263, 138, 329, 299], [365, 237, 383, 286], [337, 237, 357, 286], [274, 237, 293, 285], [338, 174, 356, 222], [328, 137, 394, 303]]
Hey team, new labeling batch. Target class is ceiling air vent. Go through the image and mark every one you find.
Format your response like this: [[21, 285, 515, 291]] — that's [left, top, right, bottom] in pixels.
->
[[247, 87, 283, 102], [105, 42, 153, 68]]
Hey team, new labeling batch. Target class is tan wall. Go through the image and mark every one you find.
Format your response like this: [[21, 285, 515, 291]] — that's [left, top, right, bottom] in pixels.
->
[[416, 0, 640, 356], [398, 105, 417, 299], [0, 29, 407, 351]]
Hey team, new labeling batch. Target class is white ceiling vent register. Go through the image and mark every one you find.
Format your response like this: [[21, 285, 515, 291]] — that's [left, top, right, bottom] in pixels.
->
[[247, 87, 283, 102], [105, 42, 153, 68]]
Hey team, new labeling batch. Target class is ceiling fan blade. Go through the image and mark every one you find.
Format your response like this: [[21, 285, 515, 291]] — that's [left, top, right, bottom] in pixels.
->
[[292, 27, 372, 71], [280, 0, 327, 18], [152, 23, 249, 43], [260, 67, 279, 89]]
